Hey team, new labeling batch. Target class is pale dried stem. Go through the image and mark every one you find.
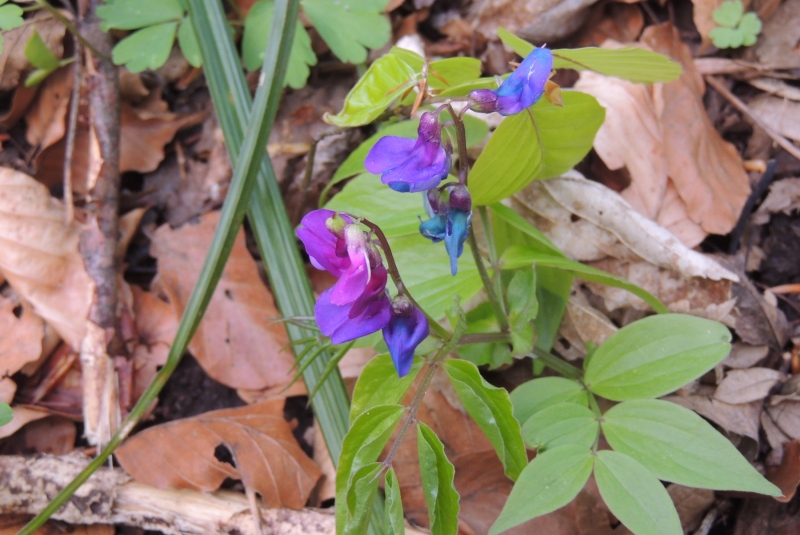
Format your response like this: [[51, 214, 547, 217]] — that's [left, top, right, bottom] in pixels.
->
[[705, 75, 800, 162]]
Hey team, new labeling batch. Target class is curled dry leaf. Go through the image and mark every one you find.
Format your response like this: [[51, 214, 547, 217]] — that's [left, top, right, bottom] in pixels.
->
[[754, 0, 800, 70], [554, 290, 618, 360], [25, 65, 73, 150], [753, 178, 800, 225], [514, 171, 739, 281], [115, 399, 321, 509], [150, 211, 292, 391], [666, 390, 762, 441], [575, 24, 751, 244], [0, 168, 93, 350], [766, 439, 800, 502], [668, 485, 715, 532], [747, 94, 800, 143], [470, 0, 601, 43], [0, 299, 44, 378], [0, 415, 76, 455], [714, 368, 784, 404], [722, 343, 769, 369], [0, 406, 50, 440], [0, 12, 65, 91], [130, 286, 177, 402]]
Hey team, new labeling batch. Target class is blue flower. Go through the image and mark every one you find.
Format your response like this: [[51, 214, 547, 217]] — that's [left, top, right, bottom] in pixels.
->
[[364, 112, 452, 193], [469, 47, 553, 116], [444, 186, 472, 276], [382, 296, 429, 377], [419, 188, 447, 242]]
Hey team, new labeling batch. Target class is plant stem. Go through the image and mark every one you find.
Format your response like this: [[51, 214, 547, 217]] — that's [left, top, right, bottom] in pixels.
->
[[446, 102, 469, 186], [468, 230, 510, 333], [478, 206, 506, 315], [530, 347, 582, 380], [459, 332, 510, 345], [34, 0, 108, 59], [361, 218, 451, 341]]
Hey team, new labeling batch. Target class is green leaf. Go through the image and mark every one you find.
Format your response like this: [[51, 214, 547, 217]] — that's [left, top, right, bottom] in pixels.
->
[[301, 0, 390, 64], [243, 0, 317, 89], [602, 399, 781, 495], [470, 111, 542, 205], [325, 173, 483, 320], [112, 23, 178, 73], [324, 48, 419, 127], [507, 268, 538, 356], [455, 303, 510, 368], [532, 91, 605, 179], [583, 314, 731, 401], [500, 246, 668, 314], [336, 405, 405, 534], [521, 402, 598, 451], [489, 445, 594, 535], [344, 462, 384, 535], [533, 266, 573, 351], [497, 28, 681, 83], [443, 359, 528, 480], [417, 423, 460, 535], [427, 57, 483, 89], [0, 3, 23, 33], [510, 377, 588, 425], [594, 450, 682, 535], [739, 12, 762, 43], [0, 403, 12, 427], [437, 77, 498, 98], [25, 30, 59, 71], [97, 0, 184, 29], [350, 353, 423, 421], [385, 468, 405, 535], [489, 204, 564, 258], [713, 0, 743, 27], [718, 26, 744, 48], [177, 18, 202, 67]]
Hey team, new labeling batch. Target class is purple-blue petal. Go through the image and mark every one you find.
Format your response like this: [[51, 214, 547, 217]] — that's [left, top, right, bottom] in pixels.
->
[[364, 136, 418, 174], [445, 209, 471, 276], [380, 142, 450, 193], [296, 209, 351, 277], [329, 247, 370, 305], [382, 306, 429, 377], [315, 288, 391, 345], [495, 47, 553, 116]]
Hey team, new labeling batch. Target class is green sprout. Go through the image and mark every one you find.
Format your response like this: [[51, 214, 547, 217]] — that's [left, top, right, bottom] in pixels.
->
[[709, 0, 762, 49], [0, 0, 25, 54]]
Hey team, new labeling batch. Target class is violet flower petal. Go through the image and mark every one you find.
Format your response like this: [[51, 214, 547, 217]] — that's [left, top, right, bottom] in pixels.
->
[[364, 136, 418, 173], [382, 305, 429, 377], [296, 209, 351, 277], [315, 287, 391, 345]]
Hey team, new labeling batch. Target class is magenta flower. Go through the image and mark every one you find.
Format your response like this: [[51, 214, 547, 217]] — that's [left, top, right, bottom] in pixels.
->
[[297, 210, 391, 344], [364, 112, 452, 193], [382, 296, 429, 377], [469, 47, 553, 116]]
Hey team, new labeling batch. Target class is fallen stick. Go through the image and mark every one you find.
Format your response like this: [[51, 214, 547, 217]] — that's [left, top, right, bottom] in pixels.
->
[[0, 452, 334, 535]]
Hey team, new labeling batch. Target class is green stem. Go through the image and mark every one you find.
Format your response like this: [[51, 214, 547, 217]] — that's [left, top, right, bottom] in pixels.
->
[[361, 218, 451, 341], [18, 1, 299, 532], [478, 206, 506, 315], [459, 332, 509, 345], [33, 0, 109, 60], [530, 347, 582, 380], [468, 230, 510, 333], [446, 102, 469, 186]]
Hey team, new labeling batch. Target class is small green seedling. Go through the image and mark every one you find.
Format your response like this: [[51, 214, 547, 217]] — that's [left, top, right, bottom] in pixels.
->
[[710, 0, 762, 49]]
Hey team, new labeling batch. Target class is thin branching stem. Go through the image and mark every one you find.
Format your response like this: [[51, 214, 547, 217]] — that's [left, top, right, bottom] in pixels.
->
[[530, 347, 582, 380], [63, 45, 82, 224], [33, 0, 108, 59], [468, 230, 510, 333], [446, 102, 469, 186], [477, 206, 506, 315]]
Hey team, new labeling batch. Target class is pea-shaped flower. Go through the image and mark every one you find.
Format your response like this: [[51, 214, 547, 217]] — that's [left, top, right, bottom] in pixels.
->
[[469, 47, 553, 116], [297, 210, 391, 344], [364, 112, 452, 193], [444, 185, 472, 276], [382, 296, 429, 377]]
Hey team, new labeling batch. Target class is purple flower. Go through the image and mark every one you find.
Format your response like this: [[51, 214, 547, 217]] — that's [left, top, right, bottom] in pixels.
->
[[364, 112, 452, 193], [445, 185, 472, 276], [297, 209, 391, 344], [468, 47, 553, 116], [382, 296, 429, 377]]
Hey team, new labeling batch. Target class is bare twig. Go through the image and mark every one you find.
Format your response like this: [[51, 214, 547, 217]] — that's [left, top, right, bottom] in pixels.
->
[[705, 75, 800, 162], [63, 45, 82, 224]]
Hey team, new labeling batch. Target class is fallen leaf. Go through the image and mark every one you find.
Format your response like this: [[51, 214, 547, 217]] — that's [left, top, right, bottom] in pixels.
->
[[150, 211, 292, 391], [731, 272, 790, 349], [0, 299, 44, 377], [0, 86, 37, 130], [689, 0, 725, 48], [0, 522, 113, 535], [555, 290, 618, 360], [747, 77, 800, 102], [575, 24, 751, 241], [0, 12, 65, 91], [0, 406, 50, 440], [130, 286, 177, 401], [723, 344, 769, 369], [747, 94, 800, 143], [115, 399, 321, 508], [0, 168, 93, 350], [25, 65, 72, 150], [668, 485, 715, 532], [0, 415, 75, 455], [753, 178, 800, 225], [470, 0, 600, 43], [514, 171, 739, 281], [714, 368, 784, 404], [575, 3, 644, 47], [766, 439, 800, 502], [666, 390, 762, 440], [754, 0, 800, 70]]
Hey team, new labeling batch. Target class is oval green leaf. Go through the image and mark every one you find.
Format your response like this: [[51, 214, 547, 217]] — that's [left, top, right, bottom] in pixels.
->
[[418, 423, 460, 535], [510, 377, 588, 425], [344, 462, 384, 535], [584, 314, 731, 401], [0, 403, 12, 427], [301, 0, 390, 64], [350, 354, 423, 421], [521, 402, 598, 451], [97, 0, 184, 30], [594, 450, 682, 535], [443, 359, 527, 480], [602, 399, 781, 495], [111, 23, 178, 73], [385, 467, 405, 535], [489, 444, 594, 535]]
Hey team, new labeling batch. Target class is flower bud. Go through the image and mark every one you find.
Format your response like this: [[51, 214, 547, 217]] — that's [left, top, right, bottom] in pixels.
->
[[382, 296, 430, 377], [468, 89, 499, 113]]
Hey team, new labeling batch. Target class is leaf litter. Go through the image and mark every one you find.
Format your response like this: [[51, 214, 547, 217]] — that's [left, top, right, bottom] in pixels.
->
[[1, 0, 800, 533]]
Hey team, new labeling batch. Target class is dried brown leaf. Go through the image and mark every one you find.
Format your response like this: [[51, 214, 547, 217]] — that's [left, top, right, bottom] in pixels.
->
[[0, 12, 65, 91], [753, 178, 800, 225], [754, 0, 800, 70], [668, 485, 715, 532], [130, 286, 177, 401], [666, 393, 762, 440], [723, 344, 769, 369], [0, 415, 75, 455], [748, 95, 800, 143], [766, 439, 800, 502], [150, 211, 292, 391], [0, 168, 93, 349], [715, 368, 783, 404], [0, 406, 50, 440], [115, 400, 321, 508], [0, 86, 37, 130], [0, 299, 44, 377], [25, 65, 72, 150]]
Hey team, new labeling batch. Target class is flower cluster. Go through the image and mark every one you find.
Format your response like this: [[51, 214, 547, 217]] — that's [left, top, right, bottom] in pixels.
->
[[468, 47, 553, 116], [297, 209, 428, 376]]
